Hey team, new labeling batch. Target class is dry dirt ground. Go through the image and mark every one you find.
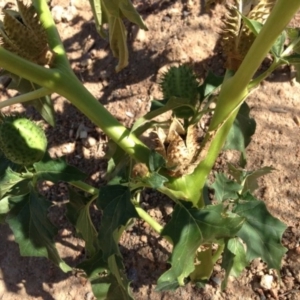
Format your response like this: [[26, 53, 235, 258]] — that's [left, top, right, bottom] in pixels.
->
[[0, 0, 300, 299]]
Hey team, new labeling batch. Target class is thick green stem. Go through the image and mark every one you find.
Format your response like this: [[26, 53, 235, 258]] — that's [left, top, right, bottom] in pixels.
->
[[0, 48, 151, 164]]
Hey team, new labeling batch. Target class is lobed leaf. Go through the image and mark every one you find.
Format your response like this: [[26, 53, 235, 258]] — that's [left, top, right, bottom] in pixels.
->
[[96, 185, 138, 259], [34, 153, 86, 183], [6, 187, 71, 272], [0, 167, 30, 198], [66, 187, 99, 256], [156, 202, 244, 290], [233, 199, 287, 270], [224, 102, 256, 166], [211, 172, 242, 203], [221, 237, 248, 289]]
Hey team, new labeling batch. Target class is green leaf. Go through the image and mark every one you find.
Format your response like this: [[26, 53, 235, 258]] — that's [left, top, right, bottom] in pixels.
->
[[0, 196, 10, 223], [221, 237, 248, 289], [144, 172, 168, 189], [233, 199, 287, 270], [0, 167, 30, 198], [198, 71, 223, 100], [107, 16, 129, 72], [148, 150, 165, 172], [6, 188, 71, 272], [190, 247, 214, 281], [102, 0, 147, 30], [66, 187, 99, 256], [96, 185, 138, 259], [89, 0, 147, 72], [34, 153, 86, 183], [224, 102, 256, 165], [227, 164, 275, 194], [79, 251, 133, 299], [78, 250, 111, 299], [131, 96, 195, 133], [88, 0, 109, 37], [211, 173, 242, 203], [107, 255, 134, 300], [156, 202, 244, 291]]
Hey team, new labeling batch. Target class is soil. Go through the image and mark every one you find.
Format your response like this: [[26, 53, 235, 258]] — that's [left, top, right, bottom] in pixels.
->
[[0, 0, 300, 299]]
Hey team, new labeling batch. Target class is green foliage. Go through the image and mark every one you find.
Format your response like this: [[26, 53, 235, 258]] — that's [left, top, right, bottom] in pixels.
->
[[6, 185, 71, 272], [223, 102, 256, 166], [89, 0, 147, 72], [0, 0, 299, 299], [234, 199, 287, 270], [33, 153, 86, 182], [66, 187, 99, 256], [156, 202, 244, 290]]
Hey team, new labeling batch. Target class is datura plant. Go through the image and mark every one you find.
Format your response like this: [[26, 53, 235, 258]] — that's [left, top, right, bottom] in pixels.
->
[[0, 0, 299, 299]]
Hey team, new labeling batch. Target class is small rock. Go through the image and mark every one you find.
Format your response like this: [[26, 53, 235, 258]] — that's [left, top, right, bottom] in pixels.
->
[[126, 111, 134, 118], [85, 292, 94, 300], [211, 276, 222, 285], [51, 5, 64, 23], [61, 5, 77, 22], [135, 28, 147, 42], [164, 205, 173, 215], [80, 58, 93, 68], [62, 142, 75, 154], [83, 136, 97, 148], [141, 235, 147, 243], [293, 115, 300, 126], [260, 274, 274, 290]]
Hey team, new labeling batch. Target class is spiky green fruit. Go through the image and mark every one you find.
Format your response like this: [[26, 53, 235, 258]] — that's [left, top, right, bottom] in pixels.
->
[[160, 65, 199, 119], [0, 116, 47, 165]]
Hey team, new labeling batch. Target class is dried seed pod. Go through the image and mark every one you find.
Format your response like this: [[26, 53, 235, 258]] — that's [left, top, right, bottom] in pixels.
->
[[0, 0, 55, 65], [152, 118, 204, 177], [221, 0, 276, 70]]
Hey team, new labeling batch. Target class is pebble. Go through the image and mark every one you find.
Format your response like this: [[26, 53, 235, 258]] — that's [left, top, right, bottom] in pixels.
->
[[260, 274, 274, 290], [80, 58, 93, 68], [126, 111, 134, 118], [51, 5, 64, 23], [62, 5, 77, 22], [84, 292, 94, 300], [293, 115, 300, 126], [135, 28, 148, 42], [83, 136, 97, 148]]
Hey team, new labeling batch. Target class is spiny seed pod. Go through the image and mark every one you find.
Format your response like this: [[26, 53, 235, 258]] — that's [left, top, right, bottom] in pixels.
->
[[159, 65, 199, 119], [0, 115, 47, 165], [0, 0, 55, 65]]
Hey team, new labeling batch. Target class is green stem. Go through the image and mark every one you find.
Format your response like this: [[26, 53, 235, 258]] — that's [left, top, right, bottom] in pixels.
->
[[135, 206, 163, 235], [212, 243, 225, 264], [32, 0, 71, 69], [248, 59, 280, 89], [0, 87, 51, 109], [69, 180, 99, 196], [0, 49, 151, 163]]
